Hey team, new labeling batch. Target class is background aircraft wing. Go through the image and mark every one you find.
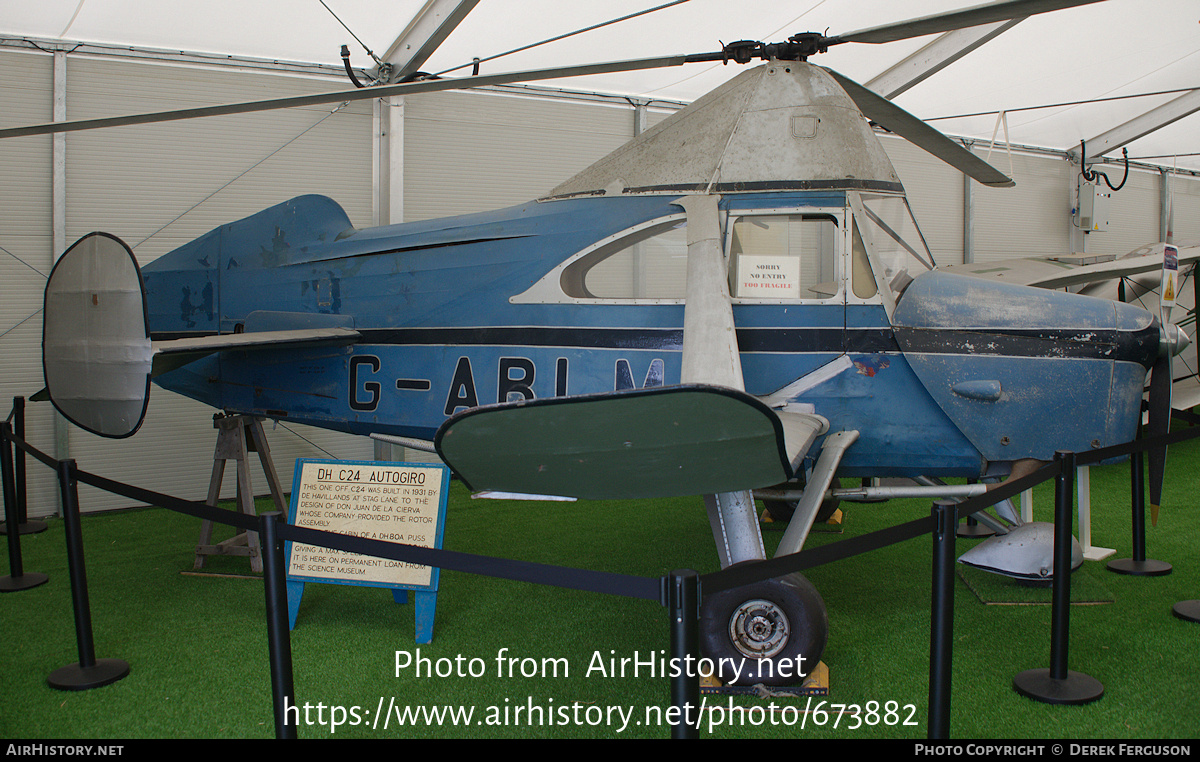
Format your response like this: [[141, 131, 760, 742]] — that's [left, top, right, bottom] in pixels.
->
[[941, 242, 1199, 290]]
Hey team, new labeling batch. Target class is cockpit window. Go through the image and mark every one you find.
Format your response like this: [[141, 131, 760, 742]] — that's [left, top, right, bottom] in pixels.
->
[[728, 214, 839, 300], [850, 219, 877, 300], [857, 194, 934, 296], [560, 217, 688, 299]]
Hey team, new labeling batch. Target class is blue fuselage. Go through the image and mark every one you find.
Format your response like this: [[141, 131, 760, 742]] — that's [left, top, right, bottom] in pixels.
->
[[142, 192, 1158, 479]]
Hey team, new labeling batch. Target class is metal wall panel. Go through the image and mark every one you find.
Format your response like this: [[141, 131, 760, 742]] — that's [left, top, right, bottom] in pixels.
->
[[1169, 174, 1199, 245], [0, 49, 60, 518], [972, 150, 1072, 262], [643, 106, 677, 133], [403, 90, 634, 221], [1082, 168, 1161, 258], [879, 134, 964, 266], [64, 56, 374, 261]]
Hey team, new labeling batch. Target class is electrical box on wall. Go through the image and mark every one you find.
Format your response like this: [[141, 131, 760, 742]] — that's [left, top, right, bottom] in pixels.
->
[[1076, 178, 1110, 233]]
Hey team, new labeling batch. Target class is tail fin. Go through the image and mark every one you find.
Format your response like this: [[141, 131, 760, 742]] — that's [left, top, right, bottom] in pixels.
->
[[142, 194, 353, 335], [43, 233, 152, 438]]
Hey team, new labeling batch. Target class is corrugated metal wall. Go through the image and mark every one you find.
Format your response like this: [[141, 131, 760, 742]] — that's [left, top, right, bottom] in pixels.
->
[[972, 150, 1073, 261], [403, 90, 635, 220], [1175, 175, 1200, 243], [0, 50, 59, 516], [3, 47, 1199, 516], [1085, 168, 1162, 257], [879, 134, 963, 266]]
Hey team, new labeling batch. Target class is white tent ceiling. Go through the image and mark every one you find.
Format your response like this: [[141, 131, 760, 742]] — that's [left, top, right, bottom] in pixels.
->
[[4, 0, 1199, 171]]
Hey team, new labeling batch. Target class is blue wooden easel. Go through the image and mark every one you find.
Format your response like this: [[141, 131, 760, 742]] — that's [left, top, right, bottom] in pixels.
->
[[283, 459, 449, 644]]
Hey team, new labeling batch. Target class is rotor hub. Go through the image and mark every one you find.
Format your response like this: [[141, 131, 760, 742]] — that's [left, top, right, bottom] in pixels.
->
[[785, 33, 831, 60], [720, 33, 831, 64]]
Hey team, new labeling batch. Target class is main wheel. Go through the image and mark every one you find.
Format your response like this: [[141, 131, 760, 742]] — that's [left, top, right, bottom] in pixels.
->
[[700, 571, 827, 686]]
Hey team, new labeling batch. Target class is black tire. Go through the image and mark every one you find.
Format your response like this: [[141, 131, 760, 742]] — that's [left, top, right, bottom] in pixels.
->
[[700, 570, 827, 686]]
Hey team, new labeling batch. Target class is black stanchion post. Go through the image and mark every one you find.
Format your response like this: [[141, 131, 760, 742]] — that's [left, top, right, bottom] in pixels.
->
[[1012, 451, 1103, 705], [1, 422, 48, 592], [666, 569, 700, 740], [47, 459, 130, 690], [1048, 451, 1073, 680], [260, 511, 297, 739], [13, 397, 45, 535], [1130, 448, 1146, 563], [14, 398, 24, 525], [1108, 447, 1171, 576], [928, 500, 956, 739]]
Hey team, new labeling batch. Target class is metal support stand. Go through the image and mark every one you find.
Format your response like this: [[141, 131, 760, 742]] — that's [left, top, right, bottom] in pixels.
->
[[1, 422, 48, 592], [260, 512, 297, 739], [195, 415, 287, 573], [0, 399, 47, 537], [1107, 448, 1171, 576], [667, 569, 700, 740], [928, 501, 956, 739], [1012, 451, 1103, 705], [46, 459, 130, 690], [1077, 466, 1113, 561], [956, 514, 993, 538], [956, 480, 992, 538]]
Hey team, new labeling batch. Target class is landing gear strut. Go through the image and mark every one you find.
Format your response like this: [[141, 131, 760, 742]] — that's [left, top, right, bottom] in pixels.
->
[[762, 477, 841, 524], [699, 433, 852, 685]]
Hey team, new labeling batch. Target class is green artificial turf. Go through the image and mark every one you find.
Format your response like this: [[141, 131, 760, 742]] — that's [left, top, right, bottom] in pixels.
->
[[2, 434, 1199, 740]]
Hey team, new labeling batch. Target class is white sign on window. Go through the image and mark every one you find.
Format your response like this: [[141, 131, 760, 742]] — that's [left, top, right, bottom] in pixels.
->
[[738, 255, 800, 298]]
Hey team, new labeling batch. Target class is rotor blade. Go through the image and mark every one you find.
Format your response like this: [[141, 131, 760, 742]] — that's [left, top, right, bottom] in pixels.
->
[[676, 194, 744, 390], [834, 0, 1109, 45], [431, 0, 692, 78], [1147, 351, 1171, 524], [0, 53, 717, 140], [825, 69, 1015, 187]]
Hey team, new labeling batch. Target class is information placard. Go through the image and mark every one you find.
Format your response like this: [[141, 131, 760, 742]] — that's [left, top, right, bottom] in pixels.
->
[[737, 255, 801, 298], [284, 458, 449, 641]]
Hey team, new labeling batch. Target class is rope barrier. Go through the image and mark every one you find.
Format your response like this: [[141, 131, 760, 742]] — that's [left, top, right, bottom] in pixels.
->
[[8, 405, 1200, 599]]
